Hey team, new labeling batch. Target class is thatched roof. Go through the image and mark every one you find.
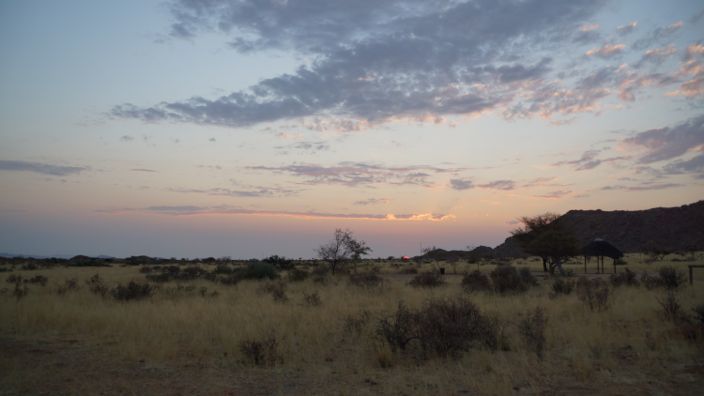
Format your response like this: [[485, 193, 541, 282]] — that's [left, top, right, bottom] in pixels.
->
[[581, 239, 623, 259]]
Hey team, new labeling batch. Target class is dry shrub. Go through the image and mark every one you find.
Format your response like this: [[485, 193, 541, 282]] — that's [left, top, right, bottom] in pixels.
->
[[259, 280, 288, 302], [302, 291, 321, 307], [343, 310, 371, 334], [461, 270, 492, 292], [239, 336, 283, 367], [611, 269, 639, 287], [550, 277, 574, 297], [287, 268, 309, 282], [377, 298, 498, 360], [657, 291, 682, 322], [490, 265, 527, 293], [25, 275, 48, 286], [57, 278, 80, 295], [657, 266, 685, 290], [111, 281, 153, 301], [519, 307, 548, 360], [518, 267, 538, 286], [576, 277, 610, 311], [409, 272, 444, 288], [86, 274, 109, 297], [349, 272, 384, 288]]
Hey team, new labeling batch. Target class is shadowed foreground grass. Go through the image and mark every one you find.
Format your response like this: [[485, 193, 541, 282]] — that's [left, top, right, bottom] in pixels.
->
[[1, 255, 703, 395]]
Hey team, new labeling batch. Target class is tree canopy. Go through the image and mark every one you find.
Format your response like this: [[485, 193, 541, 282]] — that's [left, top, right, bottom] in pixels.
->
[[512, 213, 578, 274]]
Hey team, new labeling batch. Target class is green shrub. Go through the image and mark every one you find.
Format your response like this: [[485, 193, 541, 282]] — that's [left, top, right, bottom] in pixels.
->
[[349, 272, 384, 288], [243, 262, 278, 280], [611, 269, 639, 287]]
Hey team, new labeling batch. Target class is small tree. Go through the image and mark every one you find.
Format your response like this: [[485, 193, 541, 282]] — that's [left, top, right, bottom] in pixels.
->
[[512, 213, 577, 274], [316, 229, 371, 274]]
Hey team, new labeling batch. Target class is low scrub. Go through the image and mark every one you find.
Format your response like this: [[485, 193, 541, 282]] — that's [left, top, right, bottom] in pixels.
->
[[409, 272, 445, 288], [550, 277, 574, 297], [519, 307, 548, 360], [86, 274, 109, 297], [111, 281, 153, 301], [611, 269, 639, 287], [640, 267, 686, 290], [377, 298, 498, 360], [490, 265, 527, 293], [576, 277, 610, 311], [461, 270, 492, 292], [349, 272, 384, 288], [239, 336, 283, 367]]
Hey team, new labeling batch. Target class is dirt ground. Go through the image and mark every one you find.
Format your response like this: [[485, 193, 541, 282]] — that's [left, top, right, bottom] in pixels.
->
[[2, 334, 703, 395]]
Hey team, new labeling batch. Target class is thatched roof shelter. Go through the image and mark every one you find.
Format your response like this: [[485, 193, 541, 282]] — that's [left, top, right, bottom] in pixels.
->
[[582, 239, 623, 259]]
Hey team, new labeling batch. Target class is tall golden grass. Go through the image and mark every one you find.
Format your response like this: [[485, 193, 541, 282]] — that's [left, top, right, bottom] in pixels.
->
[[1, 253, 703, 394]]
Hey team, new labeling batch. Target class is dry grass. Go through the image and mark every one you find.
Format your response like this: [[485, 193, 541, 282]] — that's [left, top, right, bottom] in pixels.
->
[[1, 254, 704, 394]]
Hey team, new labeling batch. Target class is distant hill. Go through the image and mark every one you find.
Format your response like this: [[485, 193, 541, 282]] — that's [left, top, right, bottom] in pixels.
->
[[495, 200, 704, 256]]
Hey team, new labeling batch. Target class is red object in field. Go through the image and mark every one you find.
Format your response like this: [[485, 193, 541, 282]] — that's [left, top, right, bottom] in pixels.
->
[[402, 256, 411, 261]]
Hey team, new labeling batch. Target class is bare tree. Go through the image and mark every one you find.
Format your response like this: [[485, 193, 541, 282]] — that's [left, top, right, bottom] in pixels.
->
[[316, 229, 371, 274]]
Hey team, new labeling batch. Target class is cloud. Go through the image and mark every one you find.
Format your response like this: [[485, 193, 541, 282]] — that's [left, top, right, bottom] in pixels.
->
[[114, 0, 608, 128], [106, 205, 454, 222], [120, 135, 134, 142], [0, 160, 87, 176], [585, 43, 625, 59], [534, 190, 572, 199], [478, 180, 516, 190], [662, 153, 704, 178], [552, 149, 629, 171], [170, 185, 299, 198], [633, 21, 684, 50], [354, 198, 390, 206], [622, 114, 704, 163], [617, 21, 638, 35], [130, 168, 157, 173], [450, 178, 474, 190], [640, 45, 678, 65], [248, 162, 462, 187], [601, 182, 682, 191], [573, 23, 601, 44], [522, 176, 563, 188], [276, 140, 330, 154]]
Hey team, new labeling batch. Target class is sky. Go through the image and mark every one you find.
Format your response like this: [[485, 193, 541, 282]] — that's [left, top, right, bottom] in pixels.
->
[[1, 0, 703, 259]]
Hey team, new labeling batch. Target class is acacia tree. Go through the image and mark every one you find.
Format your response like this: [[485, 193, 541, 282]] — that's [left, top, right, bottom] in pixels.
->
[[316, 229, 372, 274], [512, 213, 577, 274]]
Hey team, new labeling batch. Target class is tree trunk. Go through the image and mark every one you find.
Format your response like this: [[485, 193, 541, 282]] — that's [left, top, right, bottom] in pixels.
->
[[542, 257, 548, 272]]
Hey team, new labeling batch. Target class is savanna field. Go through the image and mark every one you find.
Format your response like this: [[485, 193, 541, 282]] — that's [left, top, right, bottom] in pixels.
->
[[1, 254, 703, 395]]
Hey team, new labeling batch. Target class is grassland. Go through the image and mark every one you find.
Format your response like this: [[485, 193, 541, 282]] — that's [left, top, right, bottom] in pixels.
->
[[1, 254, 703, 395]]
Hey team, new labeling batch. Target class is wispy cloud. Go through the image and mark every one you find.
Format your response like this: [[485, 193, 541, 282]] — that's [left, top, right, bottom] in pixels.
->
[[477, 180, 516, 190], [617, 21, 638, 35], [621, 114, 704, 163], [585, 43, 625, 59], [103, 205, 454, 222], [534, 190, 572, 199], [0, 160, 87, 176], [170, 185, 299, 198], [601, 182, 682, 191], [130, 168, 157, 173], [353, 198, 390, 206], [552, 149, 628, 171], [450, 178, 474, 191], [248, 162, 462, 187]]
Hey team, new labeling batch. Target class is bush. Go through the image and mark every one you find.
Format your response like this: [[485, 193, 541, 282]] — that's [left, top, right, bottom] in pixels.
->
[[57, 278, 80, 295], [658, 291, 682, 321], [519, 307, 547, 360], [518, 267, 538, 286], [550, 277, 574, 296], [239, 336, 282, 367], [86, 274, 109, 297], [693, 304, 704, 326], [259, 281, 287, 302], [302, 291, 322, 307], [576, 278, 610, 311], [343, 310, 371, 335], [243, 262, 278, 280], [287, 268, 309, 282], [377, 298, 498, 359], [461, 270, 492, 292], [490, 265, 527, 293], [409, 272, 445, 288], [111, 281, 153, 301], [657, 266, 685, 290], [611, 269, 639, 287], [349, 272, 384, 288], [262, 255, 294, 270]]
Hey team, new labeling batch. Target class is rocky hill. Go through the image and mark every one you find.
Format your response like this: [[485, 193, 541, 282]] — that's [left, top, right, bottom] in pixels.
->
[[494, 200, 704, 256]]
